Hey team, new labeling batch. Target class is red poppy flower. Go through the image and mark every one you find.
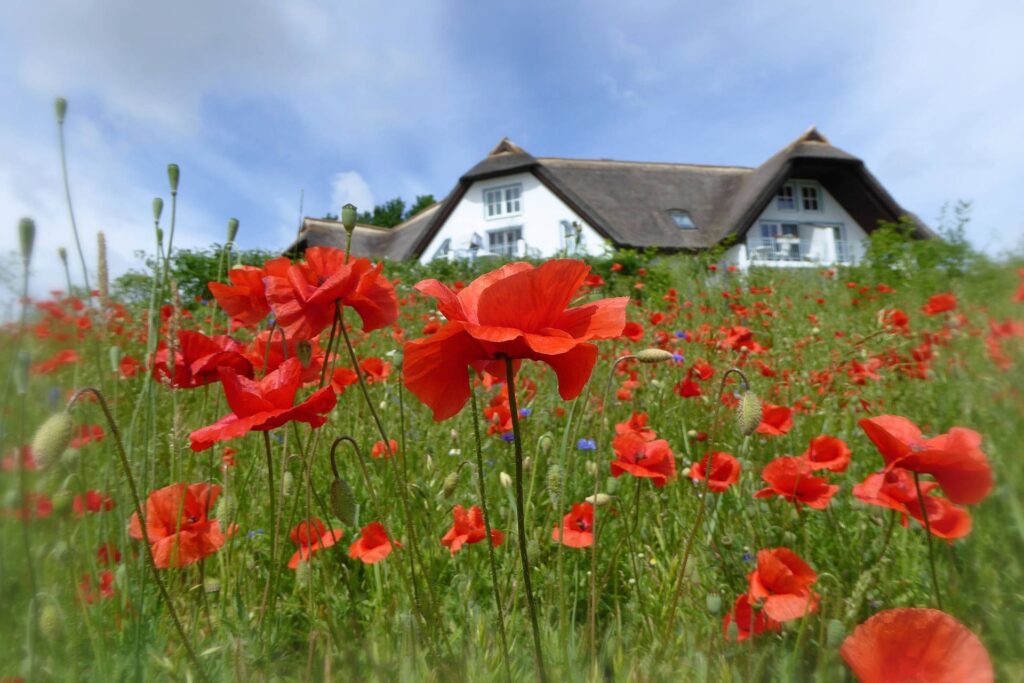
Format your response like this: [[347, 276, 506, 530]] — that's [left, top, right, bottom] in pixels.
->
[[552, 502, 594, 548], [359, 356, 391, 384], [70, 424, 105, 449], [79, 570, 116, 604], [754, 456, 838, 510], [441, 504, 504, 555], [799, 435, 851, 473], [73, 490, 115, 516], [755, 403, 793, 436], [722, 594, 780, 641], [208, 258, 291, 328], [371, 439, 398, 459], [621, 321, 644, 342], [690, 451, 741, 493], [610, 431, 676, 487], [128, 483, 228, 569], [403, 260, 628, 421], [246, 330, 324, 383], [858, 416, 993, 505], [852, 468, 971, 540], [30, 348, 79, 375], [97, 543, 121, 566], [348, 521, 399, 564], [747, 547, 819, 622], [840, 608, 993, 683], [922, 292, 957, 316], [189, 357, 336, 451], [673, 367, 702, 398], [153, 330, 253, 389], [614, 412, 657, 441], [288, 517, 344, 568], [264, 247, 398, 340]]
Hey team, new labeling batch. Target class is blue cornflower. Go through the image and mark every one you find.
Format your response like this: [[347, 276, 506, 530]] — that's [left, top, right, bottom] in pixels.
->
[[675, 330, 689, 340], [519, 407, 532, 418], [577, 438, 597, 451], [742, 552, 754, 563], [672, 353, 685, 363], [501, 432, 515, 443]]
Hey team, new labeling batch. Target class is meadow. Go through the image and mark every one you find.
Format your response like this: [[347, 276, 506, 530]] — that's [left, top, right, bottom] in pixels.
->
[[2, 197, 1023, 682]]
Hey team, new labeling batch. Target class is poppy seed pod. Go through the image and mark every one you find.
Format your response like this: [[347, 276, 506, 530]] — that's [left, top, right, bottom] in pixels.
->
[[152, 197, 163, 222], [226, 217, 239, 244], [391, 350, 403, 370], [31, 412, 74, 469], [736, 391, 763, 436], [55, 97, 67, 124], [296, 340, 313, 368], [826, 618, 845, 648], [39, 603, 61, 640], [636, 348, 674, 364], [329, 477, 357, 526], [441, 471, 459, 499], [58, 246, 68, 266], [167, 164, 180, 193], [18, 217, 35, 266], [341, 203, 357, 233], [705, 593, 722, 615]]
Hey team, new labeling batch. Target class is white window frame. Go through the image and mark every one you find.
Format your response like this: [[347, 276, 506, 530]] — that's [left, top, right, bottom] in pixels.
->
[[775, 181, 824, 212], [800, 184, 822, 212], [487, 226, 523, 257], [776, 183, 797, 211], [483, 183, 523, 220]]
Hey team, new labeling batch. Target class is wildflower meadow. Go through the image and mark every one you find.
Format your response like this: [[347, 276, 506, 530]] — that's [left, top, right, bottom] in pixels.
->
[[3, 106, 1024, 683]]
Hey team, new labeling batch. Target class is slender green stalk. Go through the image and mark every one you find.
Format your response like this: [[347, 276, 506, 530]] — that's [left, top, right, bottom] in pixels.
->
[[469, 384, 512, 683], [504, 355, 548, 683], [56, 107, 93, 300], [913, 472, 943, 609], [258, 430, 281, 628], [68, 388, 209, 683]]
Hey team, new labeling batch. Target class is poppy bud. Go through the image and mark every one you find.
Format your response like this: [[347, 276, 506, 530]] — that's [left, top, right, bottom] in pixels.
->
[[705, 593, 722, 615], [726, 620, 740, 641], [55, 97, 68, 124], [499, 471, 512, 488], [635, 348, 673, 364], [31, 412, 74, 469], [204, 578, 221, 594], [58, 246, 68, 266], [341, 203, 357, 232], [109, 346, 122, 374], [13, 350, 29, 395], [826, 619, 845, 648], [539, 433, 553, 454], [52, 490, 73, 515], [584, 492, 612, 507], [450, 429, 459, 443], [586, 461, 598, 476], [522, 456, 532, 472], [296, 340, 313, 368], [781, 530, 797, 546], [50, 540, 69, 562], [18, 217, 35, 266], [329, 477, 357, 526], [281, 471, 294, 498], [441, 471, 459, 499], [39, 603, 61, 640], [167, 164, 180, 193], [545, 464, 562, 505], [736, 391, 762, 436], [605, 476, 620, 495], [391, 350, 403, 370], [152, 197, 164, 223], [226, 217, 239, 244]]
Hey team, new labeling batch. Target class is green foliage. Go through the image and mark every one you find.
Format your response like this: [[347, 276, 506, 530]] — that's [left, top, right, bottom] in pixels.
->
[[326, 194, 437, 228]]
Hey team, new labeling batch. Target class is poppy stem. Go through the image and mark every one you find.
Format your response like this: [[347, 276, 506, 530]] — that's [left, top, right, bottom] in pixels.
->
[[469, 383, 513, 683], [913, 472, 944, 610], [328, 436, 379, 506], [504, 355, 548, 683], [258, 430, 282, 628], [67, 388, 210, 683]]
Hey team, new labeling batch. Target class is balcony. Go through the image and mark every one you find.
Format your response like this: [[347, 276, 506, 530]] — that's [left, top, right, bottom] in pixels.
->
[[747, 237, 853, 265]]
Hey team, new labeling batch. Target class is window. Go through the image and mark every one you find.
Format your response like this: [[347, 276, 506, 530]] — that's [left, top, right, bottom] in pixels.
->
[[776, 184, 796, 210], [757, 222, 801, 260], [801, 185, 821, 211], [488, 227, 522, 257], [562, 220, 584, 254], [669, 210, 697, 229], [431, 238, 451, 260], [484, 183, 522, 218]]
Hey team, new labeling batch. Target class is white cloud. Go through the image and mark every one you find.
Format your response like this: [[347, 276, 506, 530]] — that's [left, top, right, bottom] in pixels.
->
[[329, 172, 375, 216]]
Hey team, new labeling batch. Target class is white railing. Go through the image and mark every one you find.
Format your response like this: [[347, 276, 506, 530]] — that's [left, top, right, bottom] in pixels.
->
[[748, 238, 853, 265]]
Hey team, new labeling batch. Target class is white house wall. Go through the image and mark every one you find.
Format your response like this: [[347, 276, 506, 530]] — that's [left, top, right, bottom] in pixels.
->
[[724, 181, 870, 270], [418, 171, 609, 263]]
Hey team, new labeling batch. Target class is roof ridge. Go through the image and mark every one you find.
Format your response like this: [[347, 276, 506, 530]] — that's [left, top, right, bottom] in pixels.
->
[[538, 156, 753, 171]]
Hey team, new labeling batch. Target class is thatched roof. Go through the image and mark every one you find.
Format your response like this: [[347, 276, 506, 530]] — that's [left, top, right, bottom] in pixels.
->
[[286, 128, 930, 260]]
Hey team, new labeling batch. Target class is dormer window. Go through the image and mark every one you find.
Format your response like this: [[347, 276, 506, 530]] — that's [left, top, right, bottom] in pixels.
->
[[669, 210, 697, 229], [801, 185, 821, 211], [776, 184, 797, 210], [484, 183, 522, 219]]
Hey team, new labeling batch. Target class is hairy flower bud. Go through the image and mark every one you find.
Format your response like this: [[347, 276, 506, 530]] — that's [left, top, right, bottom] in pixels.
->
[[584, 492, 612, 507], [341, 203, 357, 232], [329, 477, 357, 526], [18, 217, 35, 266], [826, 619, 845, 648], [499, 471, 512, 489], [153, 197, 164, 223], [281, 471, 294, 498], [55, 97, 67, 124], [31, 412, 74, 469], [167, 164, 180, 193], [441, 471, 459, 499], [635, 348, 674, 364], [736, 390, 763, 436], [226, 217, 239, 244], [39, 603, 61, 640]]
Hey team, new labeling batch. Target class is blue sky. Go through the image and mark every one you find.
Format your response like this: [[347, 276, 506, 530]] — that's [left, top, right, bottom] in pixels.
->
[[1, 1, 1022, 294]]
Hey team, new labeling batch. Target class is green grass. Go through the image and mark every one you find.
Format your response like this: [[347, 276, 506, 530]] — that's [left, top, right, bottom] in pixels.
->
[[2, 254, 1023, 682]]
